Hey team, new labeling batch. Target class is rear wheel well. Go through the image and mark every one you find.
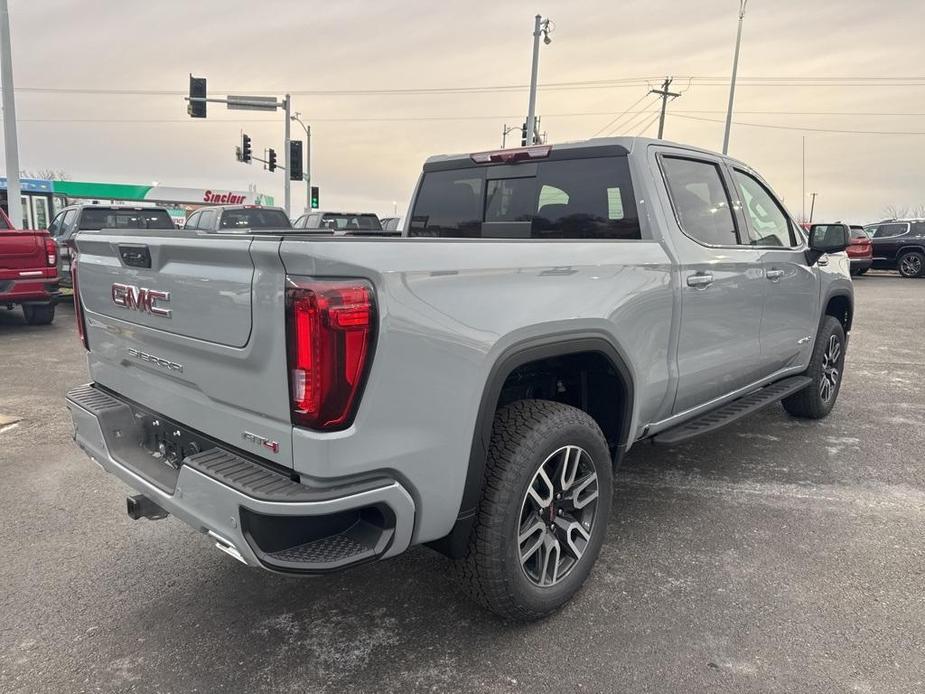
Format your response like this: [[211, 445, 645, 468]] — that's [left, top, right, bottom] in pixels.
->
[[497, 351, 627, 451], [824, 294, 853, 333]]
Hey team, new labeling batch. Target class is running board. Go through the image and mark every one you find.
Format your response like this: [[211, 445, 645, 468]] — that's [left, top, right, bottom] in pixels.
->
[[652, 376, 812, 446]]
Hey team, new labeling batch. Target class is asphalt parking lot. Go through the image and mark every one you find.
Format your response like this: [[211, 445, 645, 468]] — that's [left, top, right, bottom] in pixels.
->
[[1, 274, 922, 694]]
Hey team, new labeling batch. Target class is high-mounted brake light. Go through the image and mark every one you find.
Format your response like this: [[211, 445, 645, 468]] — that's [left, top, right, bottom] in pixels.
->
[[45, 237, 57, 266], [469, 145, 552, 164], [72, 255, 89, 351], [286, 278, 376, 431]]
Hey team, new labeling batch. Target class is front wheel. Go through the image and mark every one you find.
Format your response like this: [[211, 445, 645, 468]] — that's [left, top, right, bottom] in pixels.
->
[[452, 399, 612, 621], [782, 316, 846, 419], [898, 251, 924, 278], [22, 303, 55, 325]]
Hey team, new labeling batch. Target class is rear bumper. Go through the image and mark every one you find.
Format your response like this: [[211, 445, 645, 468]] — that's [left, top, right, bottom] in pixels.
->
[[65, 384, 416, 572], [0, 277, 60, 304], [849, 258, 872, 271]]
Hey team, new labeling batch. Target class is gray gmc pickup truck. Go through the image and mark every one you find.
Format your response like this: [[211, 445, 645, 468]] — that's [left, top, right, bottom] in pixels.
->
[[66, 137, 853, 620]]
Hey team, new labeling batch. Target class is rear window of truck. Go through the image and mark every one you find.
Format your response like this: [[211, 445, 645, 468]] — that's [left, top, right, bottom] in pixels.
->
[[78, 208, 175, 230], [408, 157, 640, 240], [219, 208, 292, 229], [316, 214, 382, 231]]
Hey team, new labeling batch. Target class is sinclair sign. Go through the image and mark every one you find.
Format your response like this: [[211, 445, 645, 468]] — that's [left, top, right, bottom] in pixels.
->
[[203, 190, 246, 205]]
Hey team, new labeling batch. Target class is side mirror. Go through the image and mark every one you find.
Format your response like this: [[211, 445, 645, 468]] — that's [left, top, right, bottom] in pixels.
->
[[806, 223, 849, 265]]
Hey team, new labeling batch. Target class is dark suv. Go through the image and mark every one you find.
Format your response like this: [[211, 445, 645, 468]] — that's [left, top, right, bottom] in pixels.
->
[[864, 220, 925, 278]]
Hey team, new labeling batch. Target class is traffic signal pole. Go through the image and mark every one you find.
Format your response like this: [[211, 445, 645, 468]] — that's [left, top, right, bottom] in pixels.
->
[[283, 94, 291, 217]]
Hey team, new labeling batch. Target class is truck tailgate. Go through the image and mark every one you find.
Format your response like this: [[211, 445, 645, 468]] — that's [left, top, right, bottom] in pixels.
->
[[0, 230, 42, 271], [75, 231, 295, 467]]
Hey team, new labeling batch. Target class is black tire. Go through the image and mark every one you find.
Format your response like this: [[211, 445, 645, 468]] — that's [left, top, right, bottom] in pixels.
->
[[898, 250, 925, 278], [855, 267, 869, 276], [782, 316, 845, 419], [22, 303, 55, 325], [451, 399, 612, 621]]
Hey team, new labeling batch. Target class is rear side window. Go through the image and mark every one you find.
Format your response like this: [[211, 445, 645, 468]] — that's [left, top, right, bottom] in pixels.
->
[[660, 156, 737, 247], [408, 156, 640, 240], [219, 208, 292, 230], [873, 223, 907, 238], [78, 208, 175, 230]]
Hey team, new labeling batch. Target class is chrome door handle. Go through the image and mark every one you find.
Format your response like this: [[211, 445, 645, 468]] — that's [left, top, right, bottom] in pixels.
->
[[686, 272, 714, 288], [817, 256, 829, 266], [766, 269, 784, 281]]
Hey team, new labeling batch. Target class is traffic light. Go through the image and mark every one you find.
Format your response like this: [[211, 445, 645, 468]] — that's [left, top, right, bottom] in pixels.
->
[[240, 133, 252, 163], [267, 148, 277, 172], [187, 75, 206, 118], [289, 140, 303, 181], [310, 186, 319, 209], [521, 122, 528, 146]]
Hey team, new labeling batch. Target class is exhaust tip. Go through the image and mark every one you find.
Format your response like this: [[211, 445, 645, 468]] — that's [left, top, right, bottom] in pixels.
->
[[126, 494, 168, 521]]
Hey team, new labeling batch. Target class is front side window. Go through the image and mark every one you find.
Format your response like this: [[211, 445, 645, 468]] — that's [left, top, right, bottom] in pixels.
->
[[660, 156, 737, 246], [732, 170, 796, 247], [47, 211, 66, 237], [408, 156, 640, 239], [185, 211, 201, 230]]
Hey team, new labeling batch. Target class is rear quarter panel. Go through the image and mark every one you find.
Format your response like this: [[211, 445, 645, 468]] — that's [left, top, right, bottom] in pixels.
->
[[280, 237, 674, 542]]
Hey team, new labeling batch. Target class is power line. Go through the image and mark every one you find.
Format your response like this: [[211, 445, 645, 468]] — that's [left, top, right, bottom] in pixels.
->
[[673, 113, 925, 135], [636, 111, 664, 137], [11, 76, 925, 99], [591, 92, 652, 137]]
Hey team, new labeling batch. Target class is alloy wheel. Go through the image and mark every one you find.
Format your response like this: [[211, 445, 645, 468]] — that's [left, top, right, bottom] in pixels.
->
[[899, 254, 922, 277], [819, 334, 842, 403], [517, 445, 600, 587]]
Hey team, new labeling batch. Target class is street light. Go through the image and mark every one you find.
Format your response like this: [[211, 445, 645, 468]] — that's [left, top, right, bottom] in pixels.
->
[[290, 112, 311, 214], [721, 0, 748, 155], [525, 14, 553, 147]]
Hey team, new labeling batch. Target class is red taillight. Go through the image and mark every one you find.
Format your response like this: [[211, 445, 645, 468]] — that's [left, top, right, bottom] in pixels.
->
[[45, 237, 57, 266], [286, 278, 376, 430], [72, 255, 89, 350], [469, 145, 552, 164]]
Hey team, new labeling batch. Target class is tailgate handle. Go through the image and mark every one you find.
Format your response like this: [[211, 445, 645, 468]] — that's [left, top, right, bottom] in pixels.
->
[[118, 245, 151, 268]]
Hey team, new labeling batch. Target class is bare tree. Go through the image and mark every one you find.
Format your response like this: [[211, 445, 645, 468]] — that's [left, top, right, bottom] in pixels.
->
[[883, 204, 909, 220], [19, 169, 69, 181]]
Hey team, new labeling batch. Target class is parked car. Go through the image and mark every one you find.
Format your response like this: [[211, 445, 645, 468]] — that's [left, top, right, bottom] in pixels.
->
[[48, 204, 175, 288], [846, 224, 872, 275], [864, 219, 925, 278], [66, 137, 852, 620], [0, 207, 59, 324], [293, 211, 385, 233], [185, 205, 291, 232], [380, 216, 402, 232]]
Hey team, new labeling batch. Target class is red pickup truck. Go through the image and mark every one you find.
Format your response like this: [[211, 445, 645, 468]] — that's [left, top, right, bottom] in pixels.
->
[[0, 207, 60, 324]]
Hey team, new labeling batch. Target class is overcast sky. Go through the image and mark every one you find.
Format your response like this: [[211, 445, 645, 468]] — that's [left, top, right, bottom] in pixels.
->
[[2, 0, 924, 222]]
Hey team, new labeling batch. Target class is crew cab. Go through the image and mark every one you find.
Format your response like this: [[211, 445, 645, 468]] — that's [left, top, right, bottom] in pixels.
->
[[48, 204, 175, 288], [66, 138, 852, 620], [184, 205, 291, 232], [0, 207, 59, 324]]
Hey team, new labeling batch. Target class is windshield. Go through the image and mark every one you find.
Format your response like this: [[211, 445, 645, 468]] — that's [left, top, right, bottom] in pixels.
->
[[78, 208, 175, 230], [316, 214, 382, 231], [219, 208, 292, 229]]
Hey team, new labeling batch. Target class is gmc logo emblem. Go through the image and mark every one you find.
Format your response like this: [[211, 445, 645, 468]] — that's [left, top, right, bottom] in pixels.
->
[[111, 283, 172, 318]]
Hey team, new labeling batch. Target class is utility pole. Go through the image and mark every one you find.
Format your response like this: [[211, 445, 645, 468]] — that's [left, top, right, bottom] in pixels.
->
[[722, 0, 748, 154], [802, 136, 806, 222], [809, 192, 818, 223], [525, 14, 552, 147], [0, 0, 22, 228], [649, 76, 680, 140]]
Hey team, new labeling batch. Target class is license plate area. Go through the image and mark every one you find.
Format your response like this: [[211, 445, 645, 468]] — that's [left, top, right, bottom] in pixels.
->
[[104, 400, 218, 494]]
